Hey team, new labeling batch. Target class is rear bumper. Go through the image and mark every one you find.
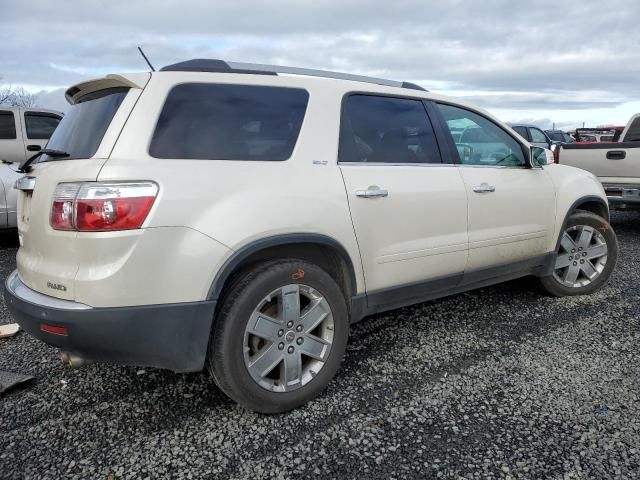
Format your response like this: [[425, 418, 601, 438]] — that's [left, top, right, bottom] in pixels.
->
[[4, 271, 216, 372], [603, 184, 640, 209]]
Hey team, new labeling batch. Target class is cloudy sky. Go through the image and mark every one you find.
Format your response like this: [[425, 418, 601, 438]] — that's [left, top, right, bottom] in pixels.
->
[[2, 0, 639, 130]]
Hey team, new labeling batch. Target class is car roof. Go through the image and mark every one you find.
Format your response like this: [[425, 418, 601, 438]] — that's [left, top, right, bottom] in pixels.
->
[[0, 105, 63, 116], [507, 123, 544, 129]]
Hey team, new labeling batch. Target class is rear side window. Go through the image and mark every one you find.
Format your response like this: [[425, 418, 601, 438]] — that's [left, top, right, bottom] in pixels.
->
[[150, 84, 309, 161], [529, 128, 548, 143], [24, 112, 61, 139], [0, 111, 16, 140], [44, 88, 128, 160], [512, 126, 529, 139], [339, 94, 441, 164]]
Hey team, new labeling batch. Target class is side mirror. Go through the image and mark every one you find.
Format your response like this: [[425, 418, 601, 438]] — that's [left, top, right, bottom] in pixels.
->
[[531, 146, 553, 166]]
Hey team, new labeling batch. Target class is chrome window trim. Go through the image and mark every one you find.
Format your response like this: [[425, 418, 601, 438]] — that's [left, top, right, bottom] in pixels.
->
[[338, 162, 456, 167]]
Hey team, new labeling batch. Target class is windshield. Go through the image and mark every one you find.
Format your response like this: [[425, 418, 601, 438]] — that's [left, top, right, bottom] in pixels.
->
[[42, 87, 129, 161]]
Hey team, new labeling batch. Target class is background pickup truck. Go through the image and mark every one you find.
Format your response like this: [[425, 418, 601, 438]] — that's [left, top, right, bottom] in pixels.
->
[[0, 106, 63, 230], [559, 143, 640, 208], [558, 113, 640, 209]]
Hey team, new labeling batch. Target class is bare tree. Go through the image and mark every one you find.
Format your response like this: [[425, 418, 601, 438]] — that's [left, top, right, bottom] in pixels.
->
[[0, 77, 38, 107]]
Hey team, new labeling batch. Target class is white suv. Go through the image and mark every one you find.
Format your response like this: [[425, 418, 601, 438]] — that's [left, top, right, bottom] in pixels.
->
[[4, 60, 618, 412]]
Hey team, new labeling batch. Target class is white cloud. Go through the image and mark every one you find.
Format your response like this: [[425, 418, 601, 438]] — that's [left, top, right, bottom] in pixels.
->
[[1, 0, 639, 127]]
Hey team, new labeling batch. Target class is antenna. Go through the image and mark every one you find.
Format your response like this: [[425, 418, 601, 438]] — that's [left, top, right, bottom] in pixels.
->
[[137, 46, 156, 72]]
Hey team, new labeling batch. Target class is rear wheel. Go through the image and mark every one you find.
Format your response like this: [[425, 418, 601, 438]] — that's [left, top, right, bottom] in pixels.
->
[[538, 211, 618, 296], [207, 260, 349, 413]]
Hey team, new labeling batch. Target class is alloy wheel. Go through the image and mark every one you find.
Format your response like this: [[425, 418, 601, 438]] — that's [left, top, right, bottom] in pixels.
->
[[553, 225, 608, 288], [243, 284, 334, 392]]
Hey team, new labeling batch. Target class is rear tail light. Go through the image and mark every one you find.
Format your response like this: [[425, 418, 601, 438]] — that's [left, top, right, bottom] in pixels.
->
[[50, 182, 158, 232]]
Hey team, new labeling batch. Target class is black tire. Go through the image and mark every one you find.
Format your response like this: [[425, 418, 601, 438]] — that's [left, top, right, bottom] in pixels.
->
[[537, 211, 618, 297], [207, 259, 349, 413]]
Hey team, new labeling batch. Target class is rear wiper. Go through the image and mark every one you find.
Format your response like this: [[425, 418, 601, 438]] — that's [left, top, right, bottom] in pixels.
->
[[18, 148, 70, 173]]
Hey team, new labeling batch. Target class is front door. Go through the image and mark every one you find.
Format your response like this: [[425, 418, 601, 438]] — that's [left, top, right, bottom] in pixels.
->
[[338, 94, 468, 304], [435, 103, 556, 273]]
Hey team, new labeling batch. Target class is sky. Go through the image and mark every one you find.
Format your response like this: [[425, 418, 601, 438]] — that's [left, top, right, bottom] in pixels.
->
[[1, 0, 639, 130]]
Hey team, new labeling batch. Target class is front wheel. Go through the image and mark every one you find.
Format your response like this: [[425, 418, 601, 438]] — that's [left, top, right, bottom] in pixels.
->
[[207, 260, 349, 413], [537, 211, 618, 296]]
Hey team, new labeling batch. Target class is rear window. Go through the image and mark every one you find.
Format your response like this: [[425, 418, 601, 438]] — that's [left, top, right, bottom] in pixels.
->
[[149, 83, 309, 161], [24, 112, 61, 139], [43, 88, 128, 161], [0, 111, 16, 140]]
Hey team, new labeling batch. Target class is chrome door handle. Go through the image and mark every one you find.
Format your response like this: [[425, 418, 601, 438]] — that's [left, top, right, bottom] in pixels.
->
[[355, 188, 389, 198], [473, 183, 496, 193]]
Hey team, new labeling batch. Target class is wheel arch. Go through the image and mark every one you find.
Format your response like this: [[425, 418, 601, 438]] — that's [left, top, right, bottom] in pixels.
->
[[555, 195, 610, 249], [207, 234, 359, 306]]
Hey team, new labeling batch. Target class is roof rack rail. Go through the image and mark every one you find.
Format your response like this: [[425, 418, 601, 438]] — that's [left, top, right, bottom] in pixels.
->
[[160, 59, 427, 92]]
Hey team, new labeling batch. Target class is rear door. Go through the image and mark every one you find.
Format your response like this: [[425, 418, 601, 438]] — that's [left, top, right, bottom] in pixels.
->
[[21, 111, 62, 153], [338, 94, 468, 306], [0, 110, 26, 164], [16, 82, 146, 300], [435, 103, 556, 272], [560, 143, 640, 183]]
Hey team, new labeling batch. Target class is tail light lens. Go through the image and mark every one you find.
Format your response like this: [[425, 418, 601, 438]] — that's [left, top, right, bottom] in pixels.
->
[[51, 182, 158, 232]]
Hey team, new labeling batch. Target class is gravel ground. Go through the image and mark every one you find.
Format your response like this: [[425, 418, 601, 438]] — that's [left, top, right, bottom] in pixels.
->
[[1, 211, 639, 480]]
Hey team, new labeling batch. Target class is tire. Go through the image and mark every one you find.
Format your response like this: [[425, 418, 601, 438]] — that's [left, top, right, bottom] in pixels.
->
[[537, 211, 618, 297], [207, 259, 349, 413]]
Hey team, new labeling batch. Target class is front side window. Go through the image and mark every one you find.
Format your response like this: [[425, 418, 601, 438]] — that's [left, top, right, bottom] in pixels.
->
[[150, 84, 309, 161], [339, 94, 441, 164], [547, 131, 564, 142], [25, 112, 61, 139], [44, 87, 128, 160], [529, 128, 548, 143], [438, 104, 526, 167], [0, 111, 17, 140]]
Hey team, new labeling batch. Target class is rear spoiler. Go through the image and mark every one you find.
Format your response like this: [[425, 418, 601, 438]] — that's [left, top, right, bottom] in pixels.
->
[[64, 72, 151, 105]]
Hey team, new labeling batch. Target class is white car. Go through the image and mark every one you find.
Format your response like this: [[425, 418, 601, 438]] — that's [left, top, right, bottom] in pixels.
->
[[4, 60, 618, 412], [0, 106, 63, 229]]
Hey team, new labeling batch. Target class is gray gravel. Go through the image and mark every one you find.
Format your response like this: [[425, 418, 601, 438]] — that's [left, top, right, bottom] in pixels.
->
[[1, 211, 639, 479]]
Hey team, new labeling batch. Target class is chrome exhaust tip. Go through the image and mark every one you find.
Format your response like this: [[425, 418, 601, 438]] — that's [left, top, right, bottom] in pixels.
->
[[59, 351, 87, 369]]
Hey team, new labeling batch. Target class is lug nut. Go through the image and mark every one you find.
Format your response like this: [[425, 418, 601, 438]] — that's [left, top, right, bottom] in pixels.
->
[[278, 329, 284, 337], [573, 262, 578, 266], [287, 321, 294, 328], [572, 249, 576, 253], [296, 337, 304, 345], [296, 325, 303, 332], [583, 252, 587, 257], [278, 342, 284, 350], [287, 346, 294, 354], [569, 256, 573, 260], [578, 247, 583, 251], [580, 259, 585, 264]]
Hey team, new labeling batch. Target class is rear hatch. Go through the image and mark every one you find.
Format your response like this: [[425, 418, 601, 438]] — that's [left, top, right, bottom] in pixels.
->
[[16, 74, 149, 301]]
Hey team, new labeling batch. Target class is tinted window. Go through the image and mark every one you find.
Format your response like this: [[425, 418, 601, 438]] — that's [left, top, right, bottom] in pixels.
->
[[438, 104, 526, 166], [624, 116, 640, 142], [512, 126, 529, 139], [150, 84, 309, 161], [44, 88, 128, 161], [547, 131, 564, 142], [529, 128, 548, 143], [339, 95, 441, 164], [0, 111, 16, 140], [24, 113, 61, 139]]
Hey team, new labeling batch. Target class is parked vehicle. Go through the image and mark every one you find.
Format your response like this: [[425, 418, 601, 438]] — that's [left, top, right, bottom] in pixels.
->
[[0, 107, 62, 230], [545, 129, 574, 144], [508, 123, 554, 149], [0, 107, 63, 163], [5, 60, 618, 413], [557, 114, 640, 209]]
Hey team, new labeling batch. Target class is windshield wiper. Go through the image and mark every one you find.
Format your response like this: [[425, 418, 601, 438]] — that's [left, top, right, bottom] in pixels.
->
[[18, 148, 70, 173]]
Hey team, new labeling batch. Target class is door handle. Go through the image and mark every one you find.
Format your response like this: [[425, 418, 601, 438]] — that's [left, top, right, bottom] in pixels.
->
[[26, 144, 41, 152], [606, 150, 626, 160], [355, 188, 389, 198], [472, 183, 496, 193]]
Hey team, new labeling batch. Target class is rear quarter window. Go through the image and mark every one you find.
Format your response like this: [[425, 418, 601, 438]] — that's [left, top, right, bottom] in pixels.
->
[[149, 83, 309, 161]]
